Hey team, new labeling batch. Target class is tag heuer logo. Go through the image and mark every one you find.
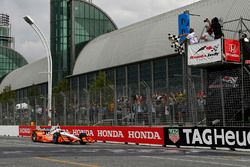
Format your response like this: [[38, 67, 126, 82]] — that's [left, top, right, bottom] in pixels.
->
[[169, 129, 180, 144]]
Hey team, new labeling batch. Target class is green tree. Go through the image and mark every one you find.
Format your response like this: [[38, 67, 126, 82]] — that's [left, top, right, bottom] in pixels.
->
[[89, 71, 114, 107], [0, 85, 16, 125], [0, 85, 16, 103], [53, 79, 70, 94]]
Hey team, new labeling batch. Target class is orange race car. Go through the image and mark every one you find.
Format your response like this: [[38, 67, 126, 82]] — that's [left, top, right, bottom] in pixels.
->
[[31, 126, 94, 144]]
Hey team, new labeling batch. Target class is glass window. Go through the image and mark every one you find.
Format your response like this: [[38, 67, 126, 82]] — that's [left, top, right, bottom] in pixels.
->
[[191, 67, 202, 92], [140, 62, 152, 88], [87, 72, 96, 90], [0, 47, 27, 80], [128, 64, 139, 96], [116, 67, 125, 97], [140, 62, 152, 98], [153, 58, 166, 92], [168, 56, 183, 93], [106, 69, 114, 84], [51, 0, 117, 85]]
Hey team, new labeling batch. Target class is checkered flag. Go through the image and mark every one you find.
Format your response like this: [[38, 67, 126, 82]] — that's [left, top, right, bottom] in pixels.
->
[[168, 33, 185, 54]]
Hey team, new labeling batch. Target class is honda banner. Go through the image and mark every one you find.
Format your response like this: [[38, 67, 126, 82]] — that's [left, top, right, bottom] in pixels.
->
[[224, 39, 241, 62], [61, 126, 165, 145], [164, 127, 250, 149], [188, 39, 222, 66], [19, 125, 36, 137], [19, 125, 165, 145]]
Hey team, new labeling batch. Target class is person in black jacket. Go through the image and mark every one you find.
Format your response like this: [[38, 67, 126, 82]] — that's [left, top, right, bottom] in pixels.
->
[[205, 17, 224, 39]]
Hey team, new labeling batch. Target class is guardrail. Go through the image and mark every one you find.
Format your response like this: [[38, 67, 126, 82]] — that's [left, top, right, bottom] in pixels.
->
[[1, 125, 250, 150]]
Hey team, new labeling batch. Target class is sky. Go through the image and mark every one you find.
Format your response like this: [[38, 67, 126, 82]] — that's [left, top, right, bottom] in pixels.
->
[[0, 0, 199, 63]]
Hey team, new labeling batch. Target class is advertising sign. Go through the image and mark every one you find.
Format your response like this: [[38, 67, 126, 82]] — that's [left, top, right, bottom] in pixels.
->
[[19, 126, 165, 145], [178, 12, 190, 42], [224, 39, 241, 62], [62, 126, 165, 145], [19, 125, 36, 137], [188, 39, 222, 66], [164, 127, 250, 149]]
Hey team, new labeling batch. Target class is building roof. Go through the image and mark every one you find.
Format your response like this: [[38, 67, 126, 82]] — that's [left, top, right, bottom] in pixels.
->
[[1, 0, 250, 91], [73, 0, 250, 75], [0, 57, 47, 91]]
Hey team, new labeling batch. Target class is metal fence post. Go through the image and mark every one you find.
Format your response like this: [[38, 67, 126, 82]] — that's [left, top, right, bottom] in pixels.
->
[[0, 103, 2, 125], [13, 100, 16, 125], [53, 96, 56, 125], [220, 75, 226, 126], [35, 97, 37, 126]]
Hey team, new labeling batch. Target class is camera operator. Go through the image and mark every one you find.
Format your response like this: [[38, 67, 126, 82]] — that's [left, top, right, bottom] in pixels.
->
[[204, 17, 224, 39]]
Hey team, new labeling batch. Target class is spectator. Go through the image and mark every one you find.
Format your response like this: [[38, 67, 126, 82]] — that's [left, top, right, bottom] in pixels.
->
[[200, 27, 215, 42], [242, 33, 249, 42], [179, 28, 199, 45], [89, 105, 94, 124], [93, 105, 99, 123], [205, 17, 224, 39]]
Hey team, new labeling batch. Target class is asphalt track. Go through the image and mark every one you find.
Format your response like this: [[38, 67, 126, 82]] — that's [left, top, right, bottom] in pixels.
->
[[1, 136, 250, 167]]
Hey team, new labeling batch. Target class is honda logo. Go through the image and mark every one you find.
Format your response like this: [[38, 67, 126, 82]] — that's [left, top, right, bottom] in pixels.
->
[[229, 44, 237, 53]]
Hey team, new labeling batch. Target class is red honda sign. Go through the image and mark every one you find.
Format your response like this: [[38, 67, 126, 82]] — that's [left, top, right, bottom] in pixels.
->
[[19, 125, 165, 145], [224, 39, 241, 62], [61, 126, 165, 145], [19, 125, 35, 137]]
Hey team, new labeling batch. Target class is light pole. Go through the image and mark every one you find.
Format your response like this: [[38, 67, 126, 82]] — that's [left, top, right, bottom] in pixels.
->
[[23, 15, 53, 126]]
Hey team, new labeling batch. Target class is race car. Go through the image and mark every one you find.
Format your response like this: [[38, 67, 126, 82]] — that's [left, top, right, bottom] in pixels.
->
[[31, 126, 94, 144]]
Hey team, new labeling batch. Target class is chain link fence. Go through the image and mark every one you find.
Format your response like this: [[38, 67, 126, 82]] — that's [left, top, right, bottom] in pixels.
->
[[0, 85, 202, 127], [0, 69, 249, 127]]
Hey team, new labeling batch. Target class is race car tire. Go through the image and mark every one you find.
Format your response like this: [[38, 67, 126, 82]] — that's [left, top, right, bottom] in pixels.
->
[[79, 133, 87, 145], [53, 132, 59, 144], [32, 132, 37, 142]]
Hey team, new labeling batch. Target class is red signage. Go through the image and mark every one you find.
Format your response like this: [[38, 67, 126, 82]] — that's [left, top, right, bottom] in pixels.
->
[[19, 125, 36, 137], [224, 39, 241, 62], [18, 126, 165, 145], [62, 126, 164, 145]]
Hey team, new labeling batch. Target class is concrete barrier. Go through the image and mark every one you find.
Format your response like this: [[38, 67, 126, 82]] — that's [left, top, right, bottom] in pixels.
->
[[0, 126, 19, 136]]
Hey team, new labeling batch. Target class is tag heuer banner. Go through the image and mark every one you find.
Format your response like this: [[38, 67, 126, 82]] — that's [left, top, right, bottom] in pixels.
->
[[164, 127, 250, 149], [188, 39, 222, 66], [168, 129, 180, 144]]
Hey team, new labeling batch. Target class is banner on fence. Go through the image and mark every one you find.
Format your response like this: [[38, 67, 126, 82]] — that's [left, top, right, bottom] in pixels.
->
[[17, 126, 250, 149], [19, 125, 35, 137], [164, 127, 250, 149], [224, 39, 241, 62], [188, 39, 222, 66], [18, 126, 165, 145]]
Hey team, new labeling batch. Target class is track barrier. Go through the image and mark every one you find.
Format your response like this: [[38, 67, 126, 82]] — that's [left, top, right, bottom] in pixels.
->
[[1, 125, 250, 150]]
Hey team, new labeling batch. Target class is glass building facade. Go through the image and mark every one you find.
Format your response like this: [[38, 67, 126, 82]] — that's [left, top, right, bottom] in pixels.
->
[[0, 14, 27, 81], [0, 26, 10, 47], [0, 14, 12, 48], [69, 55, 203, 125], [0, 46, 27, 80], [71, 55, 194, 96], [50, 0, 117, 86]]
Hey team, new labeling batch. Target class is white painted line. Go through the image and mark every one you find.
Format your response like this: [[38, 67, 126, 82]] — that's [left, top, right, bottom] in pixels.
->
[[140, 156, 249, 167], [184, 155, 248, 162]]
